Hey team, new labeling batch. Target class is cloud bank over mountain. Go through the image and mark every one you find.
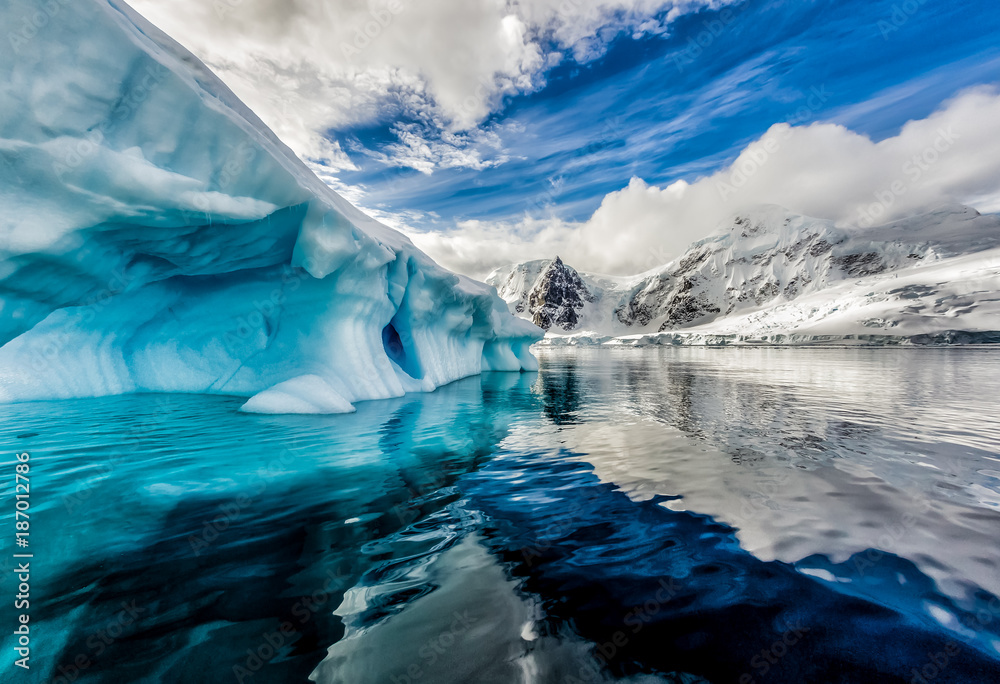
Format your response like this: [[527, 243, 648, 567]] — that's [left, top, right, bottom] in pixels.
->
[[126, 1, 1000, 279], [407, 87, 1000, 278]]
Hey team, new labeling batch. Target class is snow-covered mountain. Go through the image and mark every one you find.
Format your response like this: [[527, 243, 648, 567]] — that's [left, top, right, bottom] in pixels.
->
[[0, 0, 540, 413], [491, 257, 598, 331], [488, 205, 1000, 345]]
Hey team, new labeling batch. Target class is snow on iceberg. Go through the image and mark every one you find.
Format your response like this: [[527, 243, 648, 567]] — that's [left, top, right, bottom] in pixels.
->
[[0, 0, 540, 413]]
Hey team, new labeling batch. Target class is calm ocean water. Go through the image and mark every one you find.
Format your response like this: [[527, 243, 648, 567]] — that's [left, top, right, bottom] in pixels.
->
[[2, 348, 1000, 683]]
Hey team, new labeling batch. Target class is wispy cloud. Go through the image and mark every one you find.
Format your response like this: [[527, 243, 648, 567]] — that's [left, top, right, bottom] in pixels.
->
[[405, 87, 1000, 278], [129, 0, 735, 172]]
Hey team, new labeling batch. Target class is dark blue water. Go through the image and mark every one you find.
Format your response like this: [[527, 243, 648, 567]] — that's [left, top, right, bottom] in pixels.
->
[[2, 348, 1000, 683]]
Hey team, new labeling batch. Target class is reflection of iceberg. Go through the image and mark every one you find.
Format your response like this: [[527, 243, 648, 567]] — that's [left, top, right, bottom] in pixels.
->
[[312, 531, 699, 684], [0, 0, 540, 413], [311, 534, 539, 684], [11, 372, 536, 680]]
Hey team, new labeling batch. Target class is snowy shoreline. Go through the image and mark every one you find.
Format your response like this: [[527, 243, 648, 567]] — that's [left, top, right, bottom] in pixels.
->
[[533, 331, 1000, 348]]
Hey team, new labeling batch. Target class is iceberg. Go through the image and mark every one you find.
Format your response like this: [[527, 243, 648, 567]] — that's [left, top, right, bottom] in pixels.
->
[[0, 0, 540, 413]]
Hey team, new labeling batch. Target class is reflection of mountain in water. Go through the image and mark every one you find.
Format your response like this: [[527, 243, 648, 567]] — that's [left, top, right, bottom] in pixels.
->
[[8, 350, 1000, 684], [538, 357, 584, 425], [542, 348, 1000, 608]]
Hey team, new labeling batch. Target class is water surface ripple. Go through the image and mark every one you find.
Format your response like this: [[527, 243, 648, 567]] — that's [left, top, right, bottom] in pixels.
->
[[2, 348, 998, 683]]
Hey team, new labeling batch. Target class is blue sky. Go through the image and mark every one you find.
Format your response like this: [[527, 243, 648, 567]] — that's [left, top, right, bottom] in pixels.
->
[[329, 0, 1000, 228], [137, 0, 1000, 275]]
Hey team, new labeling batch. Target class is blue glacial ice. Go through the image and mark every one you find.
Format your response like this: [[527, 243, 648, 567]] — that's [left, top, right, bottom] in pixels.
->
[[0, 0, 541, 413]]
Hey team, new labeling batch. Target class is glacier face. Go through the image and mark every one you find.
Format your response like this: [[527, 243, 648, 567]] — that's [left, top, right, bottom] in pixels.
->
[[0, 0, 540, 413], [488, 205, 1000, 345]]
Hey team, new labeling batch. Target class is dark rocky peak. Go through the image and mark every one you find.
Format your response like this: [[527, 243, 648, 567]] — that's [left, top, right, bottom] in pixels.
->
[[528, 257, 595, 330]]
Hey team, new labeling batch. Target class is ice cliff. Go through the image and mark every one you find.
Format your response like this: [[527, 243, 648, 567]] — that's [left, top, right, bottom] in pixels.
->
[[0, 0, 540, 413]]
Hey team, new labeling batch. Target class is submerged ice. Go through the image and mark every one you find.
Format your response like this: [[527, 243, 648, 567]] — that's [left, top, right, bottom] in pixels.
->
[[0, 0, 540, 413]]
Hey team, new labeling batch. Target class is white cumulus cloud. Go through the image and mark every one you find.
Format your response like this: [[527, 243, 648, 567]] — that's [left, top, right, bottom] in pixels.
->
[[128, 0, 734, 172], [405, 86, 1000, 278]]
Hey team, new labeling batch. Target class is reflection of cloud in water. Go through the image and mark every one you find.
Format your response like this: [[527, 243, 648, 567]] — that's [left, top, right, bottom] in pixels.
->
[[5, 348, 1000, 683], [462, 447, 1000, 682], [532, 348, 1000, 607]]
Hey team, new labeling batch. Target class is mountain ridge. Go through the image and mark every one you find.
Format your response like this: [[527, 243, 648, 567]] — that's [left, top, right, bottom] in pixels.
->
[[486, 204, 1000, 344]]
